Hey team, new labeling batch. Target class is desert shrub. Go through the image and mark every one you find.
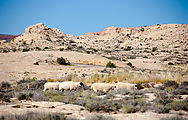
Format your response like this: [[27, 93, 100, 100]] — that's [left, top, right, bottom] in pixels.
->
[[3, 49, 10, 53], [44, 90, 82, 104], [15, 79, 46, 91], [32, 90, 49, 101], [28, 80, 47, 90], [85, 98, 120, 112], [23, 41, 26, 45], [43, 47, 49, 50], [0, 81, 13, 102], [180, 81, 188, 88], [59, 48, 64, 51], [122, 104, 139, 113], [0, 81, 11, 90], [140, 28, 144, 32], [33, 61, 39, 65], [153, 91, 173, 105], [135, 83, 144, 90], [108, 89, 130, 96], [12, 48, 16, 52], [168, 62, 174, 65], [143, 56, 148, 58], [0, 92, 12, 102], [153, 105, 170, 113], [57, 57, 70, 65], [69, 40, 75, 43], [167, 100, 188, 111], [17, 92, 33, 100], [127, 62, 134, 68], [85, 115, 115, 120], [153, 96, 172, 106], [152, 47, 157, 52], [171, 88, 188, 95], [164, 81, 179, 89], [50, 94, 77, 104], [0, 112, 67, 120], [129, 55, 136, 59], [22, 48, 30, 52], [66, 46, 72, 50], [35, 47, 41, 50], [161, 116, 188, 120], [124, 46, 133, 51], [106, 61, 116, 68]]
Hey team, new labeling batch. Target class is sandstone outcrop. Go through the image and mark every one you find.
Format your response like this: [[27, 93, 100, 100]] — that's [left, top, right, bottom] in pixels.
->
[[11, 23, 74, 49]]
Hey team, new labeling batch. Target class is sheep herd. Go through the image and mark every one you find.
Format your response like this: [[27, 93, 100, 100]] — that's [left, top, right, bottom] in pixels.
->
[[43, 81, 137, 93]]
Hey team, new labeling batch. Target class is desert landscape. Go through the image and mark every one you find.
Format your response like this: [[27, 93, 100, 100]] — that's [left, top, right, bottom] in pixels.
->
[[0, 22, 187, 120]]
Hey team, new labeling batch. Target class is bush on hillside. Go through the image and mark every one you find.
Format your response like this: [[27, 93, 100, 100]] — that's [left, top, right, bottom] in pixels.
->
[[106, 61, 116, 68], [22, 48, 30, 52]]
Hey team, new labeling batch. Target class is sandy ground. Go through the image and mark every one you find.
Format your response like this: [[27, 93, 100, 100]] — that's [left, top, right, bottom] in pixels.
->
[[0, 51, 128, 82], [128, 59, 164, 70]]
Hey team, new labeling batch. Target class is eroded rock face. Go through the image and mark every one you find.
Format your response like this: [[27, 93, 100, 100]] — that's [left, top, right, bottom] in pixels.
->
[[11, 23, 70, 49]]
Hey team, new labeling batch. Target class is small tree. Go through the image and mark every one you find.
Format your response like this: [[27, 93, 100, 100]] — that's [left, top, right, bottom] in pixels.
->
[[106, 61, 116, 68]]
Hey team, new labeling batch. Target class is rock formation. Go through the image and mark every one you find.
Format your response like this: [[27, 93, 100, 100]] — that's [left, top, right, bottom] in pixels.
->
[[11, 23, 74, 49]]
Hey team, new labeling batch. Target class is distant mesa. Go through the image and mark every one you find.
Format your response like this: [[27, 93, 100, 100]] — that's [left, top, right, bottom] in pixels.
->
[[0, 34, 19, 42]]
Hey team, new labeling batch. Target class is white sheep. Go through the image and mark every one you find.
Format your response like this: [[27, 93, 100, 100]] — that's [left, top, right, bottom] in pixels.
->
[[91, 83, 114, 93], [43, 82, 60, 91], [59, 81, 84, 91], [115, 82, 136, 90]]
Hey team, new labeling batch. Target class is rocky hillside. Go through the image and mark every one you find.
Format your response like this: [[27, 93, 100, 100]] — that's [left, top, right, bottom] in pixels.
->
[[9, 23, 76, 50], [74, 24, 188, 70], [0, 23, 188, 71]]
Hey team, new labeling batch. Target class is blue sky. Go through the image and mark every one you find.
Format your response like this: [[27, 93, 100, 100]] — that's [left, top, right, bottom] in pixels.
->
[[0, 0, 188, 36]]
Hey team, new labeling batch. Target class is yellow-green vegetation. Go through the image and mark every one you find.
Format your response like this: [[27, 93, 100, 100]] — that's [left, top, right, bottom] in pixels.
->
[[168, 100, 188, 111], [133, 80, 150, 84], [24, 77, 37, 82], [166, 87, 175, 91], [47, 78, 62, 82], [69, 69, 186, 85], [122, 104, 138, 113]]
